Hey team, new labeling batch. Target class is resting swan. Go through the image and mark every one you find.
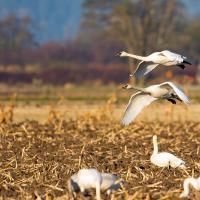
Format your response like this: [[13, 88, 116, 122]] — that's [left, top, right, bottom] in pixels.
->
[[118, 50, 191, 78], [68, 168, 102, 200], [151, 135, 186, 169], [122, 81, 189, 125], [101, 173, 123, 195], [180, 177, 200, 198], [68, 169, 123, 199]]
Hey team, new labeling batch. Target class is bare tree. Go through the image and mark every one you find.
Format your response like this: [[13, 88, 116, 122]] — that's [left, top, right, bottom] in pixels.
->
[[81, 0, 185, 84]]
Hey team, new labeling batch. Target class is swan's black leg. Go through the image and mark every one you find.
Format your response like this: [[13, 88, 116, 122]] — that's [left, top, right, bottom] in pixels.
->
[[171, 94, 182, 102], [166, 98, 176, 104], [168, 161, 171, 170], [176, 64, 185, 69]]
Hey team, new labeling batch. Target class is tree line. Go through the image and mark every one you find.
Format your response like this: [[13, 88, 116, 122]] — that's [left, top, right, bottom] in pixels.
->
[[0, 0, 199, 84]]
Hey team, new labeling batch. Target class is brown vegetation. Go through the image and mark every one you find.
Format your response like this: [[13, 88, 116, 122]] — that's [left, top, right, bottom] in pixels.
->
[[0, 99, 199, 199], [0, 1, 199, 84]]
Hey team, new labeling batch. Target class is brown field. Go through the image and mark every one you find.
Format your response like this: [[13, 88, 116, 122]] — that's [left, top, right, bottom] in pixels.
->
[[0, 95, 200, 200]]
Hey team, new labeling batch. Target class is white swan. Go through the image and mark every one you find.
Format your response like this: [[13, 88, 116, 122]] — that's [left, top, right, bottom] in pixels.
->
[[151, 135, 186, 169], [68, 169, 123, 199], [118, 50, 191, 78], [101, 173, 123, 195], [122, 81, 189, 125], [180, 177, 200, 198], [68, 168, 102, 200]]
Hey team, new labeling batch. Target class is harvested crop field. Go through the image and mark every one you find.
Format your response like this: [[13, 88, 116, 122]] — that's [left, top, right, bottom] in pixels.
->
[[0, 101, 200, 200]]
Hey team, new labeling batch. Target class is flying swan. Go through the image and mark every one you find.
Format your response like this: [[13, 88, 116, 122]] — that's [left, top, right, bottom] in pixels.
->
[[150, 135, 186, 169], [68, 169, 123, 199], [122, 81, 189, 125], [118, 50, 191, 78], [180, 177, 200, 198]]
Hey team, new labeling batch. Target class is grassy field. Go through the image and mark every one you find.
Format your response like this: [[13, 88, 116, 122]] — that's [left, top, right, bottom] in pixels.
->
[[0, 83, 200, 103], [0, 84, 199, 199]]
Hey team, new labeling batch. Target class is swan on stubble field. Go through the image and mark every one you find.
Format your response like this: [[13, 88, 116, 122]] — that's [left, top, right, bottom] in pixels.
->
[[68, 168, 102, 200], [180, 177, 200, 198], [122, 81, 189, 125], [151, 135, 186, 169], [118, 50, 191, 78], [101, 173, 124, 195], [68, 169, 123, 199]]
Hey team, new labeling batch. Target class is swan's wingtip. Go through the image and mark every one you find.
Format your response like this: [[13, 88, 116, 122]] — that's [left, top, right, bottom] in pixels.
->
[[121, 120, 130, 126], [184, 99, 190, 105]]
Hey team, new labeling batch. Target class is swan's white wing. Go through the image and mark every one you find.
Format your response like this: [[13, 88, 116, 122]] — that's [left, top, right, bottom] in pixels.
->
[[160, 82, 189, 104], [161, 50, 185, 61], [133, 61, 159, 78], [122, 92, 157, 125]]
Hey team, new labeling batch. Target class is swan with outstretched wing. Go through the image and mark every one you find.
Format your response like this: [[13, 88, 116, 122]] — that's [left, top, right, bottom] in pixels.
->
[[122, 82, 189, 125], [118, 50, 191, 78]]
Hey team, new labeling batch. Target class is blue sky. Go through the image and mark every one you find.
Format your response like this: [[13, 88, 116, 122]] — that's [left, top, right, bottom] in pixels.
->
[[0, 0, 199, 43]]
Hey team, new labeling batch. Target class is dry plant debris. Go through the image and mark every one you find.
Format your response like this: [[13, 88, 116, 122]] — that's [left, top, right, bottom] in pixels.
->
[[0, 102, 199, 199]]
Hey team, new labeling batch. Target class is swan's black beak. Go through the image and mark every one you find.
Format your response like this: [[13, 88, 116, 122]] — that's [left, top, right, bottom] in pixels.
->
[[115, 52, 122, 56], [122, 84, 128, 89]]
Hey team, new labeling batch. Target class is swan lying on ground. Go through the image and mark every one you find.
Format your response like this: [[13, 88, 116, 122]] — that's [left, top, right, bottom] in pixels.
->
[[68, 169, 123, 199], [151, 135, 186, 169], [118, 50, 191, 78], [122, 81, 189, 125], [180, 177, 200, 198]]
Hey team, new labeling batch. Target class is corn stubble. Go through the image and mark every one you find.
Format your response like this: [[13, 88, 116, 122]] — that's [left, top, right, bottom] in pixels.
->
[[0, 96, 199, 199]]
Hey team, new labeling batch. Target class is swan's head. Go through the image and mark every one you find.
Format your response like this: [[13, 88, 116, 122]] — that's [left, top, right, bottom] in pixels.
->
[[179, 162, 186, 169], [117, 51, 128, 57], [122, 84, 133, 89]]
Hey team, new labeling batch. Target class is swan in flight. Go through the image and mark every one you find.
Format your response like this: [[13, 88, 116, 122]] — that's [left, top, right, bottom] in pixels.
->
[[118, 50, 191, 78], [151, 135, 186, 169], [122, 81, 189, 125], [180, 177, 200, 198], [68, 169, 123, 199]]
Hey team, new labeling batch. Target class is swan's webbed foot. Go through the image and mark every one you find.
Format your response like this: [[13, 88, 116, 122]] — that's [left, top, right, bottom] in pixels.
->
[[176, 64, 186, 69], [171, 94, 182, 102], [166, 98, 176, 104]]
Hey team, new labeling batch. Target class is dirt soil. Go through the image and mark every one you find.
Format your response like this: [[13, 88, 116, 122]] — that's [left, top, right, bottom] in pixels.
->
[[0, 112, 200, 200]]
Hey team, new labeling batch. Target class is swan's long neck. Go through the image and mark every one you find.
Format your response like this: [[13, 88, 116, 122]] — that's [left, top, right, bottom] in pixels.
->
[[153, 136, 158, 155], [182, 178, 193, 197], [130, 86, 146, 92], [124, 53, 149, 61]]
